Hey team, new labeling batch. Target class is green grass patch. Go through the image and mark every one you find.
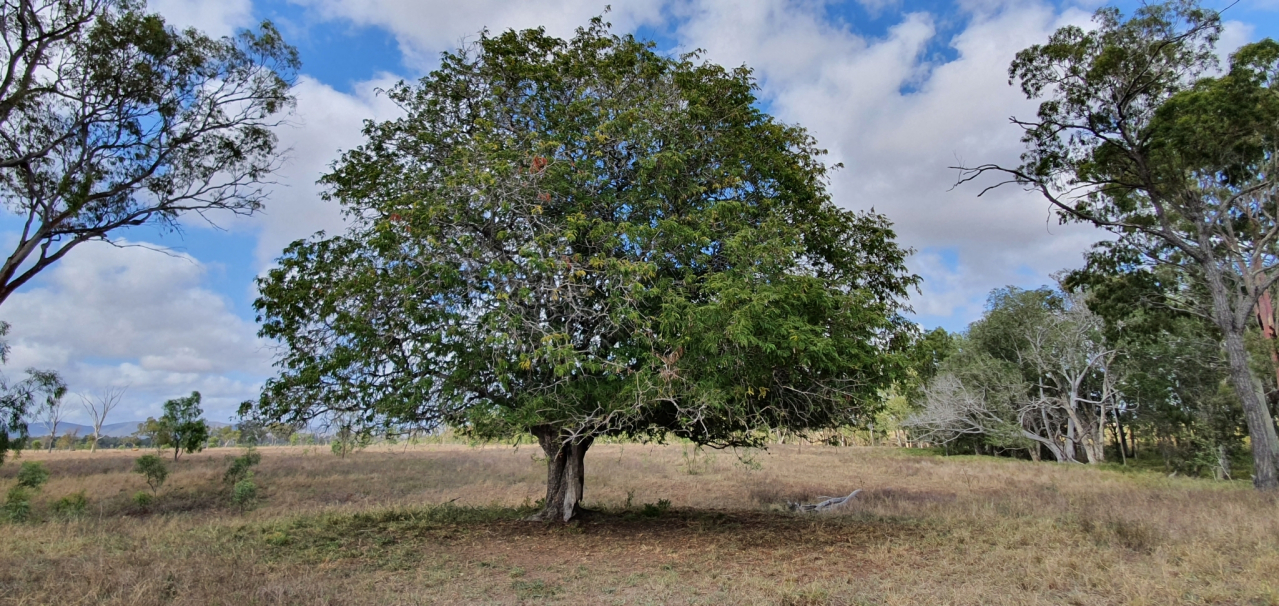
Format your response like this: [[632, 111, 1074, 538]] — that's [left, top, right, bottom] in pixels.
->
[[246, 502, 537, 570]]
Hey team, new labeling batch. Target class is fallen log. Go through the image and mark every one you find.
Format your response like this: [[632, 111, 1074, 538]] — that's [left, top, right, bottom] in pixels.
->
[[789, 489, 861, 513]]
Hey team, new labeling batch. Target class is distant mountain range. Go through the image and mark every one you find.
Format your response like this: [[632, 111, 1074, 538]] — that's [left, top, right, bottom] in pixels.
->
[[17, 420, 230, 439]]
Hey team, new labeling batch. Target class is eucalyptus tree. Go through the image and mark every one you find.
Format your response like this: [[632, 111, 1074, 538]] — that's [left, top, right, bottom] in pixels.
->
[[907, 287, 1119, 463], [79, 385, 125, 452], [35, 375, 66, 451], [0, 321, 63, 463], [0, 0, 297, 306], [158, 391, 207, 461], [957, 1, 1279, 488], [250, 20, 918, 521], [1066, 256, 1240, 473]]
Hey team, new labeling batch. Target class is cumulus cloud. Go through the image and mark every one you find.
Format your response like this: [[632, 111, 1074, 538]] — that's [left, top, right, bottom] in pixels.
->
[[290, 0, 673, 70], [1, 241, 269, 422], [245, 75, 405, 268], [671, 0, 1107, 328], [150, 0, 255, 37]]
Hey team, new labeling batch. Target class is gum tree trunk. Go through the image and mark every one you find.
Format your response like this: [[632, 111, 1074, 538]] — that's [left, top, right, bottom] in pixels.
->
[[1204, 261, 1279, 490], [1221, 327, 1279, 490], [527, 425, 594, 522]]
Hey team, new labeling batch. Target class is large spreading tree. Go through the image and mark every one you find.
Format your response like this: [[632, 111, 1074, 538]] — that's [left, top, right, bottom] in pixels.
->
[[958, 1, 1279, 489], [249, 20, 918, 521]]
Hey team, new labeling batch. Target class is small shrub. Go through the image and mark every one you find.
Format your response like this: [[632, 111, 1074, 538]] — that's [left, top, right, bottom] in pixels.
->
[[232, 474, 258, 511], [223, 449, 261, 486], [51, 491, 88, 517], [3, 486, 31, 522], [133, 454, 168, 495], [15, 461, 49, 489], [132, 491, 153, 508], [264, 530, 290, 546], [641, 499, 671, 518]]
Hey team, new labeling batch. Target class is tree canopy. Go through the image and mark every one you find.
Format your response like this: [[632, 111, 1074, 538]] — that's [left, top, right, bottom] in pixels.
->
[[248, 19, 918, 520], [0, 0, 297, 306], [159, 391, 207, 461]]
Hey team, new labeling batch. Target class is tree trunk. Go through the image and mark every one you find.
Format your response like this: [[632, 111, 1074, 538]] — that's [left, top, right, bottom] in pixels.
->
[[1111, 412, 1125, 466], [1221, 327, 1279, 489], [1022, 430, 1065, 462], [528, 426, 593, 522], [1064, 417, 1077, 462]]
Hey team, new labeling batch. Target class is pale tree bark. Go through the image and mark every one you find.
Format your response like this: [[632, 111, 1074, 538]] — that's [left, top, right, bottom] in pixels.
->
[[528, 425, 594, 522], [79, 386, 125, 453], [1023, 301, 1118, 465], [40, 396, 62, 451]]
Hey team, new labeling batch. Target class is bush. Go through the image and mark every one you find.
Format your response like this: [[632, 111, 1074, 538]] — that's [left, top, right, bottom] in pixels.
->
[[132, 491, 153, 508], [641, 499, 671, 518], [15, 461, 49, 489], [232, 474, 258, 511], [51, 491, 88, 517], [3, 486, 31, 522], [133, 454, 168, 495], [223, 449, 261, 486]]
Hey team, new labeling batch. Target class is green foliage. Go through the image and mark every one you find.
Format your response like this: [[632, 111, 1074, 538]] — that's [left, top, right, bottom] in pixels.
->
[[159, 392, 209, 461], [224, 449, 261, 486], [132, 491, 153, 508], [15, 461, 49, 489], [248, 18, 917, 454], [135, 417, 169, 450], [232, 475, 259, 511], [133, 454, 168, 495], [55, 432, 78, 451], [3, 486, 31, 522], [0, 1, 298, 310], [906, 287, 1118, 461], [51, 491, 88, 517], [330, 426, 370, 458], [0, 321, 65, 465], [640, 499, 671, 518]]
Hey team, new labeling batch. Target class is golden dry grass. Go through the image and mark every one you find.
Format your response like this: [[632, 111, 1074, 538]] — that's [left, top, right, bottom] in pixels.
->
[[0, 442, 1276, 605]]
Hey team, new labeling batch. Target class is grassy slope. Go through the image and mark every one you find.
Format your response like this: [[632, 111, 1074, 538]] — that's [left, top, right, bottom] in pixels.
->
[[0, 443, 1276, 605]]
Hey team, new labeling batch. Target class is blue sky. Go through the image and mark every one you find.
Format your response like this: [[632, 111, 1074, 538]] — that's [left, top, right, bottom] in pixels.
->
[[4, 0, 1276, 423]]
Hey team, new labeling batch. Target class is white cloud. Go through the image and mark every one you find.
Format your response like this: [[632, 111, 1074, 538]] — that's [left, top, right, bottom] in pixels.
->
[[854, 0, 902, 18], [1, 241, 269, 423], [290, 0, 673, 70], [671, 0, 1106, 327], [244, 75, 405, 269], [149, 0, 255, 38]]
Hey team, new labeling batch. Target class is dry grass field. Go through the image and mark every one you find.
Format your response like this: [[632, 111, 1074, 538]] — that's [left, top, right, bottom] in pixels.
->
[[0, 442, 1276, 605]]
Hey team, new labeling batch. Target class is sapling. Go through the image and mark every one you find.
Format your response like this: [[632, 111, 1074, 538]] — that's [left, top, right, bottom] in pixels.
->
[[133, 454, 168, 496], [225, 449, 262, 511]]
